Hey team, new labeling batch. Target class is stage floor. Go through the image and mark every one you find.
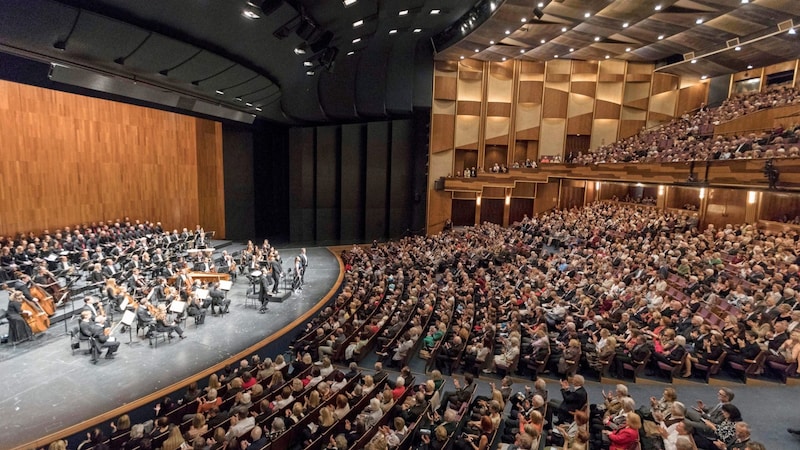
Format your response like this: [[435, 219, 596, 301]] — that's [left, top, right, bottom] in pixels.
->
[[0, 247, 340, 449]]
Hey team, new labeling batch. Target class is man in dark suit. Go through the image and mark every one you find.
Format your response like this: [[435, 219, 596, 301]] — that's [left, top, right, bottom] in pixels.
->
[[102, 259, 118, 279], [299, 248, 308, 285], [268, 257, 283, 294], [208, 282, 230, 315], [258, 273, 270, 313], [554, 375, 587, 423], [79, 310, 120, 360]]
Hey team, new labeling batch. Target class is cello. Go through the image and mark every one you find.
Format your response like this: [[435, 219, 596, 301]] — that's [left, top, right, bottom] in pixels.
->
[[11, 290, 50, 334], [28, 284, 57, 316]]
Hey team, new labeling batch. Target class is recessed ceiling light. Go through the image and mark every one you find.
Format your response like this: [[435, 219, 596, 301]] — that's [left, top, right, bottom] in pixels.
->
[[489, 40, 495, 45], [303, 61, 313, 67], [398, 9, 408, 16], [623, 22, 629, 28], [255, 107, 262, 111], [306, 70, 315, 76], [654, 4, 662, 11], [584, 12, 591, 18], [605, 55, 610, 59], [215, 90, 224, 95], [505, 30, 511, 35], [460, 55, 465, 59], [554, 55, 559, 58], [294, 47, 306, 55], [352, 37, 361, 43], [353, 19, 364, 28], [626, 47, 631, 52], [741, 0, 748, 3], [747, 65, 753, 69], [540, 39, 546, 44], [347, 51, 355, 55], [245, 102, 253, 107], [235, 97, 242, 102], [490, 2, 496, 11], [561, 27, 567, 32], [735, 46, 741, 51], [389, 29, 398, 34], [701, 75, 708, 80], [430, 9, 440, 15], [242, 10, 260, 19], [474, 48, 480, 52], [691, 59, 697, 63], [538, 2, 544, 7], [520, 49, 526, 53], [521, 17, 527, 23], [502, 57, 507, 61], [696, 18, 704, 24], [343, 0, 357, 6], [594, 36, 600, 41], [413, 28, 422, 33], [569, 48, 574, 52], [658, 34, 665, 40], [790, 29, 797, 35]]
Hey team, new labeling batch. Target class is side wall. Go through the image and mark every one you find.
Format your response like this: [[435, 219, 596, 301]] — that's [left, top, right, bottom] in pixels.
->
[[0, 80, 224, 236]]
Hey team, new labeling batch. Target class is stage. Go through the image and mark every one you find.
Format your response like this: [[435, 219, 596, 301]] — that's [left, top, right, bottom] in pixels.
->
[[0, 246, 341, 449]]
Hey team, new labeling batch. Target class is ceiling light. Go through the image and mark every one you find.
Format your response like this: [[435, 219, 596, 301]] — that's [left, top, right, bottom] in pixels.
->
[[294, 44, 307, 55], [540, 39, 546, 44], [584, 12, 591, 18], [255, 107, 262, 111], [489, 40, 495, 45], [502, 57, 507, 61], [306, 70, 315, 76], [235, 97, 242, 102], [521, 17, 527, 23], [696, 18, 704, 24], [594, 36, 600, 41], [625, 47, 631, 52], [245, 102, 253, 107], [735, 46, 741, 51], [561, 27, 567, 32], [747, 65, 753, 69], [790, 29, 797, 35], [389, 29, 398, 34], [413, 28, 422, 33], [554, 55, 559, 58], [741, 0, 748, 3], [303, 61, 313, 67], [490, 2, 496, 11], [658, 34, 664, 40], [398, 9, 408, 16], [215, 90, 224, 95], [353, 19, 364, 28], [520, 49, 526, 53], [242, 10, 260, 19], [569, 48, 574, 52], [701, 75, 708, 80], [343, 0, 357, 6], [538, 2, 544, 7], [474, 48, 480, 52], [505, 30, 511, 35], [347, 51, 355, 55], [430, 9, 440, 15], [605, 55, 610, 59], [623, 22, 629, 28], [460, 55, 465, 59], [352, 37, 361, 43], [654, 4, 662, 10], [691, 59, 697, 63]]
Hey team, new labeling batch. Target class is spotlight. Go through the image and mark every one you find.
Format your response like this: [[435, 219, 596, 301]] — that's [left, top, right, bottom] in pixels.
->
[[294, 44, 308, 55]]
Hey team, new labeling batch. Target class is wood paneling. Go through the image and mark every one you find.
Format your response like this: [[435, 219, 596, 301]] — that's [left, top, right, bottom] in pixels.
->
[[0, 80, 221, 236], [196, 120, 226, 238], [434, 76, 457, 100], [431, 114, 455, 152], [595, 100, 621, 119], [457, 101, 482, 116], [518, 81, 544, 103], [651, 73, 679, 95], [451, 199, 477, 226], [542, 88, 569, 118], [487, 102, 511, 117], [760, 192, 800, 222], [714, 104, 800, 136], [571, 82, 597, 98], [509, 198, 533, 223], [567, 113, 593, 135], [480, 198, 504, 225]]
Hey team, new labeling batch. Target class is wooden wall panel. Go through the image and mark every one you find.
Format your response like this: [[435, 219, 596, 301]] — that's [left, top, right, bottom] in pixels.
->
[[519, 81, 544, 103], [677, 83, 708, 115], [509, 198, 533, 224], [434, 76, 457, 100], [590, 119, 620, 150], [0, 80, 220, 236], [705, 189, 746, 229], [431, 114, 455, 152], [451, 199, 477, 226], [539, 119, 566, 156], [760, 192, 800, 222], [542, 87, 569, 118], [480, 198, 504, 225], [196, 120, 226, 237]]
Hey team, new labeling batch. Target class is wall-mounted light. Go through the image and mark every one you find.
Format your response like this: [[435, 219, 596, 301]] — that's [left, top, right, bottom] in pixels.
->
[[476, 195, 482, 206], [699, 188, 706, 199], [505, 195, 511, 206], [595, 181, 600, 190], [658, 185, 664, 196], [748, 191, 757, 204]]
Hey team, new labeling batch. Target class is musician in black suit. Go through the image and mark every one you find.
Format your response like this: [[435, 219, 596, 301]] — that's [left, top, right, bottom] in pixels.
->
[[268, 257, 283, 294], [88, 263, 106, 284], [102, 259, 118, 278], [208, 282, 230, 315], [258, 273, 270, 313], [299, 248, 308, 285], [79, 310, 120, 360]]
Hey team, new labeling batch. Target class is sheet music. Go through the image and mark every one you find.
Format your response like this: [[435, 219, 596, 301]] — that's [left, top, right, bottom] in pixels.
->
[[170, 300, 186, 314], [219, 280, 233, 291]]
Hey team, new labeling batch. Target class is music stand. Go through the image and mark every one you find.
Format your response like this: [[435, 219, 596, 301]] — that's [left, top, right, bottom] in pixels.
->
[[195, 288, 209, 300], [120, 309, 136, 345], [170, 300, 186, 314]]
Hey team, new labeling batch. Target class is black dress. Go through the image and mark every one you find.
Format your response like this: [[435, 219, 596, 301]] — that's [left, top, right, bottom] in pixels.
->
[[6, 301, 33, 343]]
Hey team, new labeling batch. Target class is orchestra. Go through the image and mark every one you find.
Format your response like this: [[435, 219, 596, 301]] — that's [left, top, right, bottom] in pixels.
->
[[1, 218, 303, 360]]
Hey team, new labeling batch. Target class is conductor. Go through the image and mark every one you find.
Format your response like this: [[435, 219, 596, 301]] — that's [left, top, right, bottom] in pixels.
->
[[268, 256, 283, 294]]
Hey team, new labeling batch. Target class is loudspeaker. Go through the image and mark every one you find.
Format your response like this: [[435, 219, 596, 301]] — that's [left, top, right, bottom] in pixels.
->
[[533, 8, 544, 19], [296, 18, 317, 40], [434, 177, 445, 191]]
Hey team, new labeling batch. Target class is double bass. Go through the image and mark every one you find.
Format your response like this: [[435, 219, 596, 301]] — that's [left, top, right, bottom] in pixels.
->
[[29, 284, 57, 316], [9, 289, 51, 334]]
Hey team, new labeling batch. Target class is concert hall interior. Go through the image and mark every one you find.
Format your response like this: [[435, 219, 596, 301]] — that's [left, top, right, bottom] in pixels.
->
[[3, 1, 800, 450]]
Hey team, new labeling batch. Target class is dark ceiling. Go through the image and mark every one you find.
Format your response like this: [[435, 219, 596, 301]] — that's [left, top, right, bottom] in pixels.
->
[[0, 0, 798, 125]]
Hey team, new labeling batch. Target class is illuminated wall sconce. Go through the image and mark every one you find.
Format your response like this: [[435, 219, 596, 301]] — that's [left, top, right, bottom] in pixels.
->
[[747, 191, 757, 204], [699, 188, 706, 199], [476, 195, 482, 206], [658, 185, 665, 196], [595, 181, 600, 190], [505, 195, 511, 206]]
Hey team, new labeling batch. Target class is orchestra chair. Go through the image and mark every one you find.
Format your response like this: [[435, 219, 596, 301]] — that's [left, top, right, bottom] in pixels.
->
[[149, 329, 172, 348]]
